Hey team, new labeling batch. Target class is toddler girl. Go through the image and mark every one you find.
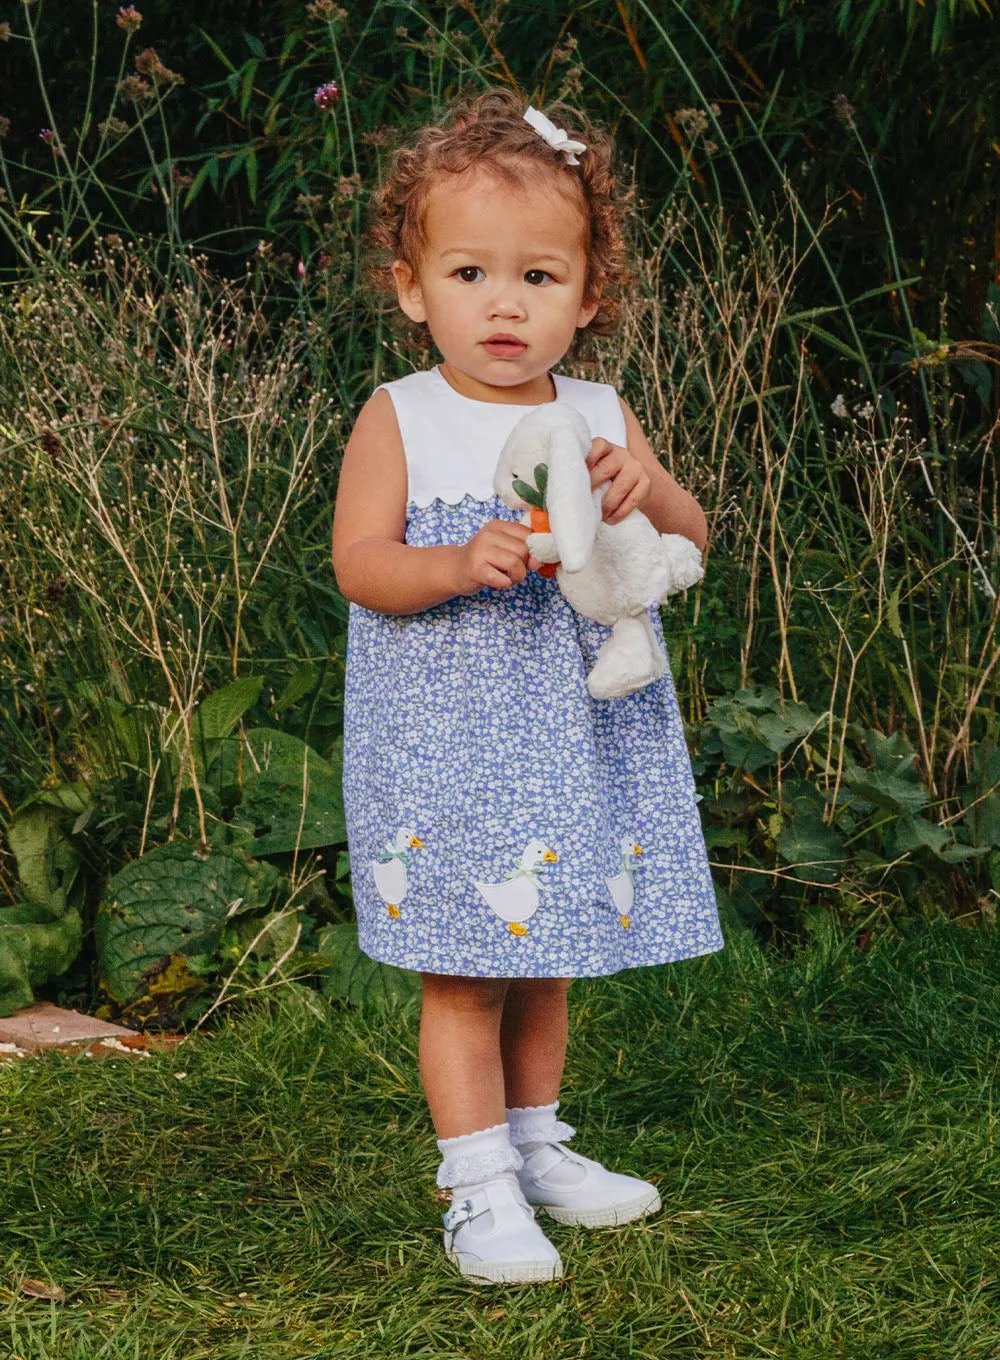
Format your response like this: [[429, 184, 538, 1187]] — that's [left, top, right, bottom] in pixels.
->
[[332, 88, 724, 1285]]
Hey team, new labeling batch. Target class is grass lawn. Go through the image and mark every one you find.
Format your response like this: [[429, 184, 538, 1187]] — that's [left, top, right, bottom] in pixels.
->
[[2, 912, 999, 1359]]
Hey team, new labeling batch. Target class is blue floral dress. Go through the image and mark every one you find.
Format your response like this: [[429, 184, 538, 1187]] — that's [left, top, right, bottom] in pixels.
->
[[342, 366, 724, 978]]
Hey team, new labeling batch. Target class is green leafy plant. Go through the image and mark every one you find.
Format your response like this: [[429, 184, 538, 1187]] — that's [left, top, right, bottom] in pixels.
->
[[695, 685, 996, 938]]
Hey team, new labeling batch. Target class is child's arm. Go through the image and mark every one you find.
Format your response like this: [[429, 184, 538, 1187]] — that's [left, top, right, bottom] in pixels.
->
[[332, 389, 537, 615], [585, 398, 708, 551]]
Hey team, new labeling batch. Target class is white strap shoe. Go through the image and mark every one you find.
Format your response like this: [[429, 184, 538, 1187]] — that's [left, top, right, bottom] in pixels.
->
[[441, 1171, 563, 1283], [516, 1142, 662, 1227]]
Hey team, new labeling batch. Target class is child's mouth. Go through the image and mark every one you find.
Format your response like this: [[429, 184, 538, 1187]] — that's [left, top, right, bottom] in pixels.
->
[[482, 335, 527, 358]]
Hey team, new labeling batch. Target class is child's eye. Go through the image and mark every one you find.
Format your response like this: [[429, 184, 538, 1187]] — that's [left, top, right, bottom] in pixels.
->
[[455, 266, 484, 283], [525, 269, 554, 286]]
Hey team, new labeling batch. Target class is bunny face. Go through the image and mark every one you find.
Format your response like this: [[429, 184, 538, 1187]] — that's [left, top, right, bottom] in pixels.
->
[[494, 402, 591, 504]]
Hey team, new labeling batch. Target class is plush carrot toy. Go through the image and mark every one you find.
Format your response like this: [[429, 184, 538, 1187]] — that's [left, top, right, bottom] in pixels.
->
[[513, 463, 559, 577], [529, 506, 558, 577]]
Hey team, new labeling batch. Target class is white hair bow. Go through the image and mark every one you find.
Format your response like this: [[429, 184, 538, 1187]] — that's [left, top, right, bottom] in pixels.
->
[[523, 105, 587, 166]]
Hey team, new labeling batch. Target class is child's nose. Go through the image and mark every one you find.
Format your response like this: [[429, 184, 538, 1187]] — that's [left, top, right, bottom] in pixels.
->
[[486, 281, 527, 320]]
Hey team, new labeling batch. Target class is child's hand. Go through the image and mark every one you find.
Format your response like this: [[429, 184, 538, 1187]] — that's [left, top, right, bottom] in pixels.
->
[[455, 520, 543, 594], [586, 438, 652, 525]]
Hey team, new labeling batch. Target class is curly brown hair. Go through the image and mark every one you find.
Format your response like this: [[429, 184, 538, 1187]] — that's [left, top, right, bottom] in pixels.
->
[[367, 87, 634, 341]]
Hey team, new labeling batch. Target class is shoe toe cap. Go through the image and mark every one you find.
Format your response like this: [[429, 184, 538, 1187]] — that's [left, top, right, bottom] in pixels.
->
[[593, 1168, 659, 1207]]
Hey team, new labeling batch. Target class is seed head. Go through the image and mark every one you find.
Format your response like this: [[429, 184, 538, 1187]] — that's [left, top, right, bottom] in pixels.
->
[[118, 75, 154, 104], [135, 46, 183, 85], [98, 116, 130, 139], [40, 429, 63, 459], [306, 1, 347, 21]]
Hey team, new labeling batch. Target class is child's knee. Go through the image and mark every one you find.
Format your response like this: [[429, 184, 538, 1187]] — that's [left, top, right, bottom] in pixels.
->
[[507, 976, 573, 997], [420, 972, 511, 1013]]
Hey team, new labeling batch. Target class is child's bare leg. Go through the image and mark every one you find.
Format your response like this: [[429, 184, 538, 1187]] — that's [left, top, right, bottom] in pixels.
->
[[418, 973, 512, 1137], [498, 977, 572, 1108]]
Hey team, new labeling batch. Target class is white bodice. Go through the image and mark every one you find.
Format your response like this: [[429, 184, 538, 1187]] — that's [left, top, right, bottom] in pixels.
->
[[377, 365, 627, 508]]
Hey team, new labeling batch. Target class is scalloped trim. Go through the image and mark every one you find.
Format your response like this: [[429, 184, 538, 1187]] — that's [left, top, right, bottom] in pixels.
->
[[436, 1142, 524, 1188], [506, 1100, 576, 1147], [508, 1118, 577, 1147], [436, 1120, 526, 1188], [406, 488, 504, 510]]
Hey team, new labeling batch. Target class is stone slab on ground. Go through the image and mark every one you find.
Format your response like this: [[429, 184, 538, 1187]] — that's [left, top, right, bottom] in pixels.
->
[[0, 1001, 137, 1054]]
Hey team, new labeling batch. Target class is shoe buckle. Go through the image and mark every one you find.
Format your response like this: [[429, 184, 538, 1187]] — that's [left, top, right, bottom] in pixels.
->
[[442, 1197, 475, 1245]]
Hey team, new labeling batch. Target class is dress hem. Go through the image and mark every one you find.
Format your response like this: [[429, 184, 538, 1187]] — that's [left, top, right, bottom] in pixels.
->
[[356, 934, 727, 980]]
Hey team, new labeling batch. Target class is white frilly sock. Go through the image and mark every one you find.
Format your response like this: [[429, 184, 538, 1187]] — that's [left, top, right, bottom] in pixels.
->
[[506, 1099, 585, 1188], [505, 1099, 576, 1153], [435, 1120, 524, 1191]]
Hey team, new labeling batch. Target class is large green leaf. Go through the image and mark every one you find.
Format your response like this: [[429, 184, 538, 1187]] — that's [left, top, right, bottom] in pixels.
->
[[271, 662, 318, 715], [96, 841, 283, 1002], [210, 726, 333, 788], [159, 677, 266, 784], [0, 908, 83, 1018], [842, 730, 929, 813], [775, 812, 846, 884], [5, 804, 82, 918], [705, 688, 821, 771], [316, 922, 421, 1009], [229, 905, 315, 962], [192, 675, 265, 765], [223, 729, 346, 854], [888, 812, 990, 864], [755, 701, 820, 755], [0, 800, 88, 1015], [14, 782, 92, 818], [704, 695, 776, 773]]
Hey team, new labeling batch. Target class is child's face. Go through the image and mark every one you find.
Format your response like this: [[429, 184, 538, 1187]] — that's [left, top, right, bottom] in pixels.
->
[[392, 167, 600, 401]]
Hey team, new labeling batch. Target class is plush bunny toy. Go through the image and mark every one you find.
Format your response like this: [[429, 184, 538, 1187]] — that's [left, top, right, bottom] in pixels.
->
[[493, 402, 705, 700]]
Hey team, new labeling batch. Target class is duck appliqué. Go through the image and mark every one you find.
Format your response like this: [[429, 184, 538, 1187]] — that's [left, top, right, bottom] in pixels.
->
[[605, 837, 643, 928], [371, 826, 424, 918], [475, 838, 558, 936]]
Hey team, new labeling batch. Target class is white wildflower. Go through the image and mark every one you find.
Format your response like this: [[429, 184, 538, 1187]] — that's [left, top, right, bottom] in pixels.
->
[[831, 394, 848, 419]]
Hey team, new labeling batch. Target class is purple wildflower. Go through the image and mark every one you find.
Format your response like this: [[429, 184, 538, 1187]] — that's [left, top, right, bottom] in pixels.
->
[[314, 81, 340, 112], [116, 5, 142, 32], [833, 93, 855, 128]]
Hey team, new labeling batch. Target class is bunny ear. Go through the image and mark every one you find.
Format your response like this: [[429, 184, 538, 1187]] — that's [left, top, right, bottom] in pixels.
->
[[546, 426, 599, 572]]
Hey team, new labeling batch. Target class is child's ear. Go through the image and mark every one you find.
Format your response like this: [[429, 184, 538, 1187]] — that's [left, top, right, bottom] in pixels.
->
[[576, 277, 602, 330], [576, 295, 600, 329], [391, 259, 427, 323]]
